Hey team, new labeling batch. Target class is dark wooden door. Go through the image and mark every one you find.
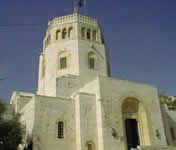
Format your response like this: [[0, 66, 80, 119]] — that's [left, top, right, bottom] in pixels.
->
[[125, 119, 140, 150]]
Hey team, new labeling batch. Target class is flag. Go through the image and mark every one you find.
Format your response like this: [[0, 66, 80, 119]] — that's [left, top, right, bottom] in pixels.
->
[[78, 0, 86, 7]]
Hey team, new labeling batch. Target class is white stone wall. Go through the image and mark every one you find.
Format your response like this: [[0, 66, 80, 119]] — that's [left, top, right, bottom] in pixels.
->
[[32, 95, 76, 150], [75, 92, 98, 150], [161, 106, 176, 146], [20, 97, 35, 139], [11, 13, 176, 150], [98, 76, 167, 150]]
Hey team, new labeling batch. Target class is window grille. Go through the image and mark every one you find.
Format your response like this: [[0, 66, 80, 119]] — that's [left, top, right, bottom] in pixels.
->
[[58, 121, 64, 138]]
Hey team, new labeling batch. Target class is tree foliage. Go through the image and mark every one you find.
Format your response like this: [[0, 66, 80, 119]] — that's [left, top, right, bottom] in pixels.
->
[[0, 100, 24, 150], [0, 100, 6, 117], [159, 93, 176, 110]]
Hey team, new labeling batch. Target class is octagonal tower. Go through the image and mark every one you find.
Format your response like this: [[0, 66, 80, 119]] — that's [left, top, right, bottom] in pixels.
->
[[37, 13, 111, 96]]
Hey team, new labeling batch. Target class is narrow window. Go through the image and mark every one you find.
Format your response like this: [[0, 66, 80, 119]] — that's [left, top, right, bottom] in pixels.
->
[[87, 143, 92, 150], [48, 34, 51, 44], [68, 27, 73, 38], [60, 57, 67, 69], [41, 59, 45, 77], [58, 121, 64, 138], [170, 127, 175, 140], [89, 58, 95, 69], [92, 30, 97, 41], [45, 40, 47, 48], [56, 30, 61, 40], [86, 141, 94, 150], [87, 29, 91, 40], [62, 28, 67, 39], [101, 32, 105, 44], [81, 27, 86, 38]]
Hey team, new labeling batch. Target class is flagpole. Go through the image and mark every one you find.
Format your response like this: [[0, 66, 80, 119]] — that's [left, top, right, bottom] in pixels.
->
[[74, 0, 78, 13]]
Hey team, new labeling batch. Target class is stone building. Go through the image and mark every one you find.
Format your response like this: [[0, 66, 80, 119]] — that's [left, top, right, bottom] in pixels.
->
[[10, 13, 176, 150]]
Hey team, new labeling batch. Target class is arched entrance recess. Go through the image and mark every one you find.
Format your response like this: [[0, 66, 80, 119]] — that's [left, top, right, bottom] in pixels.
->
[[122, 97, 151, 150]]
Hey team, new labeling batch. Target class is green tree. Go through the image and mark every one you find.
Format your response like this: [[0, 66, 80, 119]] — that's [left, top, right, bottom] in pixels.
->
[[0, 100, 5, 117], [0, 100, 24, 150], [159, 93, 176, 110]]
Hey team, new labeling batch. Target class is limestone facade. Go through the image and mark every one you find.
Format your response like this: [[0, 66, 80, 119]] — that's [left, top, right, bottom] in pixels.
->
[[10, 13, 176, 150]]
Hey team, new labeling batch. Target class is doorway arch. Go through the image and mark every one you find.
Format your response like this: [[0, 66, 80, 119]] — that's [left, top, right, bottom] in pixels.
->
[[121, 97, 151, 150]]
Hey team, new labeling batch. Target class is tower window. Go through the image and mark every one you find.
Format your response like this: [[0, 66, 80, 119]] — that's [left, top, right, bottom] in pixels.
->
[[58, 121, 64, 138], [60, 57, 67, 69], [45, 34, 51, 47], [68, 27, 73, 38], [62, 28, 67, 39], [88, 52, 97, 69], [41, 59, 45, 78], [87, 29, 91, 40], [48, 34, 51, 44], [56, 30, 61, 40], [89, 58, 95, 69], [92, 30, 97, 41], [170, 127, 175, 140], [81, 27, 86, 38]]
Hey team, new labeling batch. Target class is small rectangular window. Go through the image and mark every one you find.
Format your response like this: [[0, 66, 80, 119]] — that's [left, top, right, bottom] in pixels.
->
[[60, 57, 67, 69], [89, 58, 95, 69]]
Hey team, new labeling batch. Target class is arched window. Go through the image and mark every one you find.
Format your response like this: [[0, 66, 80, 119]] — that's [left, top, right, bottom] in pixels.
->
[[57, 51, 71, 70], [58, 121, 64, 138], [45, 34, 51, 47], [88, 52, 97, 69], [86, 141, 94, 150], [86, 29, 91, 40], [92, 30, 97, 41], [56, 30, 61, 40], [62, 28, 67, 39], [81, 27, 86, 38], [68, 27, 74, 38]]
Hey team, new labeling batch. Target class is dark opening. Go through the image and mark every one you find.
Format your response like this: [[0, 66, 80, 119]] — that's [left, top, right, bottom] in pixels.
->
[[60, 57, 67, 69], [58, 121, 64, 138], [89, 58, 95, 69], [87, 29, 91, 40], [125, 119, 140, 150]]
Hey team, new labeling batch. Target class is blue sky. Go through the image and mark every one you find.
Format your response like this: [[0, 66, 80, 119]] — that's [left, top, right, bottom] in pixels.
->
[[0, 0, 175, 102]]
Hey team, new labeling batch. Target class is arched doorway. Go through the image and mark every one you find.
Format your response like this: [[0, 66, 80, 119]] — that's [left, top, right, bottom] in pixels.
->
[[122, 97, 151, 150]]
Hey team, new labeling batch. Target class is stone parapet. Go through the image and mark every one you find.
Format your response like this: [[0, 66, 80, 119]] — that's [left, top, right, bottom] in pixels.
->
[[48, 13, 98, 28]]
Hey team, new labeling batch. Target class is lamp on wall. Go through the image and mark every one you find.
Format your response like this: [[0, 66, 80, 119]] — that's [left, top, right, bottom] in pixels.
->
[[112, 128, 118, 139], [155, 129, 161, 140]]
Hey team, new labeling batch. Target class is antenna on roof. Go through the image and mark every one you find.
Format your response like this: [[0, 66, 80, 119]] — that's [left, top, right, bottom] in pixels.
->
[[74, 0, 78, 13]]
